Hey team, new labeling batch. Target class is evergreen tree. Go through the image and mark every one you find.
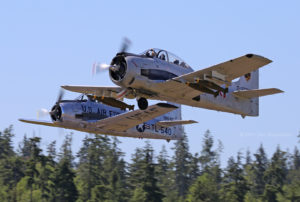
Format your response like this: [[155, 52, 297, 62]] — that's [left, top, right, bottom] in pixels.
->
[[263, 146, 288, 202], [58, 133, 74, 167], [129, 142, 164, 202], [0, 125, 15, 159], [186, 173, 219, 202], [75, 134, 111, 201], [52, 135, 78, 202], [172, 134, 192, 198], [251, 144, 269, 198], [199, 130, 222, 184], [292, 147, 300, 170], [18, 135, 31, 158], [156, 145, 178, 201], [220, 152, 249, 202], [199, 130, 218, 172], [47, 140, 57, 164], [52, 158, 78, 202], [102, 137, 128, 201]]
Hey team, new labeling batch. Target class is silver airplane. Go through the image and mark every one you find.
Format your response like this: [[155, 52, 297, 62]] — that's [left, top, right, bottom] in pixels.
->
[[62, 48, 283, 118], [19, 94, 196, 141]]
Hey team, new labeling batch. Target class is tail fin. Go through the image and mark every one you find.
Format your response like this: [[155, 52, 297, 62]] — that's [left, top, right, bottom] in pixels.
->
[[235, 69, 259, 90], [232, 70, 259, 116]]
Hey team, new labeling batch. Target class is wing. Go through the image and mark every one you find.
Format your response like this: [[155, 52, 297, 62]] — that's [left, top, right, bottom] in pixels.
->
[[173, 54, 272, 84], [61, 85, 123, 97], [19, 119, 62, 128], [90, 103, 178, 132], [152, 54, 273, 105], [156, 120, 197, 127], [232, 88, 283, 99]]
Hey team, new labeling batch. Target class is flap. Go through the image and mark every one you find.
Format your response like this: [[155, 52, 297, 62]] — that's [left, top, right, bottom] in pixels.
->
[[233, 88, 284, 99], [156, 120, 197, 127]]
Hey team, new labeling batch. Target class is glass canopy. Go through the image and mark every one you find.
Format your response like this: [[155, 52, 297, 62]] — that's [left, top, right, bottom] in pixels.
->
[[141, 48, 191, 68]]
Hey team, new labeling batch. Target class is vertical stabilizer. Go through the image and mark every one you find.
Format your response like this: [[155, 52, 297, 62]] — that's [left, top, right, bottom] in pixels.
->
[[233, 70, 259, 116], [237, 70, 259, 90]]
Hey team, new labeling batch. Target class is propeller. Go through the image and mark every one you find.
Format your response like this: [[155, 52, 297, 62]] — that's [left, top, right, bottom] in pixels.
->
[[119, 37, 131, 53], [92, 37, 131, 75], [37, 108, 50, 119], [56, 88, 64, 103], [37, 89, 64, 121]]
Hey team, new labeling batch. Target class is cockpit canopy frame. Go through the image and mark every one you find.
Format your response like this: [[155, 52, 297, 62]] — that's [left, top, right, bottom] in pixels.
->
[[141, 48, 191, 69]]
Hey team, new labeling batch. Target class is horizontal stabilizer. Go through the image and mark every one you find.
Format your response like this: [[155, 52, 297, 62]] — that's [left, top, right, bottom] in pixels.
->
[[156, 120, 197, 127], [233, 88, 283, 99]]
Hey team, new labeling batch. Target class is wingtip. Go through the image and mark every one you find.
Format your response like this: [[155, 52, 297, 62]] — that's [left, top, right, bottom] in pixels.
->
[[245, 53, 272, 64], [277, 89, 284, 93], [190, 120, 198, 124]]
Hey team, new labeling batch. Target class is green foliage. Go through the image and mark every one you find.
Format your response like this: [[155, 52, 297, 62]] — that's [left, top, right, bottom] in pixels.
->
[[172, 134, 192, 197], [0, 125, 299, 202], [186, 173, 219, 202], [129, 141, 164, 202], [220, 153, 249, 202]]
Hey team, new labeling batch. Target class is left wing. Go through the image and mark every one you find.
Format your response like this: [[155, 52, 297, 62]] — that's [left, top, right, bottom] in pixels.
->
[[90, 103, 178, 132], [172, 54, 271, 84]]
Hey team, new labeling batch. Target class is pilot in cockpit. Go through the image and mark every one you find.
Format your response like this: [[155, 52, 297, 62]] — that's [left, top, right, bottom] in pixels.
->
[[146, 49, 156, 58], [159, 54, 166, 61]]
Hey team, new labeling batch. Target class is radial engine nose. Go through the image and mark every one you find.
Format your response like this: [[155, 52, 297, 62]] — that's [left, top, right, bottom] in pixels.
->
[[50, 104, 62, 121], [109, 55, 127, 82]]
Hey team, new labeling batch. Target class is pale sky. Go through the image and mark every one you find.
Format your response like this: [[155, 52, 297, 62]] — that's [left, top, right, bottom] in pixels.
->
[[1, 1, 299, 165]]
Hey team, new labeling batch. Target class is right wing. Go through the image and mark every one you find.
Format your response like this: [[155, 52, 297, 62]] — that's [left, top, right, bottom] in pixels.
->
[[61, 85, 123, 98], [90, 103, 178, 132], [19, 119, 62, 128]]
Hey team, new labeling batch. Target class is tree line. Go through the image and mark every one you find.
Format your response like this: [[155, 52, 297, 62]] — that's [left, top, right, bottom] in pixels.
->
[[0, 125, 299, 202]]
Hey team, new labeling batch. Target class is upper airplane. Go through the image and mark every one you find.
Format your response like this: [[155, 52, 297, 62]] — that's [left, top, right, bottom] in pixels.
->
[[62, 46, 283, 118]]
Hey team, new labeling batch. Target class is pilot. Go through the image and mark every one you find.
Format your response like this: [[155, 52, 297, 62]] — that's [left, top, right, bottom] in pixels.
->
[[180, 61, 186, 68], [146, 49, 156, 58], [159, 54, 166, 60], [174, 59, 179, 65], [150, 49, 156, 58]]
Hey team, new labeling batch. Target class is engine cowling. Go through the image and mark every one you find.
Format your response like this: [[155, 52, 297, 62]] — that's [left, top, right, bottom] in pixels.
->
[[50, 104, 62, 121], [109, 55, 136, 88]]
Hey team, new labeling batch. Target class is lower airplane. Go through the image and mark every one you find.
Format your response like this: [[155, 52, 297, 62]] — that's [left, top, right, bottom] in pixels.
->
[[19, 95, 197, 141]]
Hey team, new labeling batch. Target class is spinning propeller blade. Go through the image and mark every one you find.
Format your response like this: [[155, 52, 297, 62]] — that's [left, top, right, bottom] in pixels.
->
[[92, 37, 132, 75]]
